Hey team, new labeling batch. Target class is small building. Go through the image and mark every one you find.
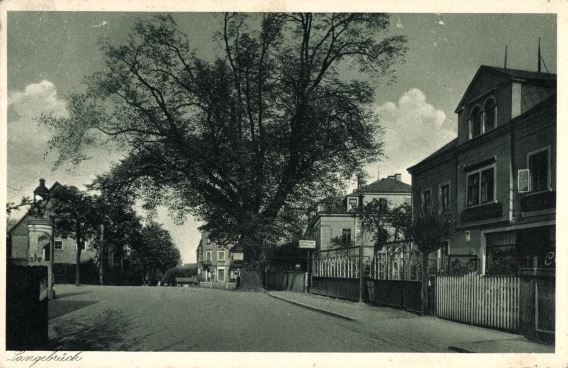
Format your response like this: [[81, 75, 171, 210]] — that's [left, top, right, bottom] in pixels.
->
[[7, 180, 98, 285], [196, 231, 244, 289]]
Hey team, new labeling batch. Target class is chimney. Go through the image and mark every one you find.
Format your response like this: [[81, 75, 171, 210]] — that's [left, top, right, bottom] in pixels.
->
[[395, 173, 402, 182]]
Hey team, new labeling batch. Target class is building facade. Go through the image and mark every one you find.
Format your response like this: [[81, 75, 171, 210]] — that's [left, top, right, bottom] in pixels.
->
[[306, 174, 412, 257], [196, 231, 244, 289], [7, 180, 98, 285], [408, 66, 556, 275]]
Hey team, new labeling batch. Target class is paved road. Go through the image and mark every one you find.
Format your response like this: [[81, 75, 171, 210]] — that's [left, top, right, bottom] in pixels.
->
[[49, 284, 418, 352]]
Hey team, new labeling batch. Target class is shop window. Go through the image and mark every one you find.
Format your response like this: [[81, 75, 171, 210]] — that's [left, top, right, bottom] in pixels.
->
[[528, 148, 550, 192], [486, 231, 518, 275]]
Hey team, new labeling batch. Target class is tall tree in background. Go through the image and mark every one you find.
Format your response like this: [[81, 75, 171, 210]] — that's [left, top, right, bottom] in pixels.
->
[[129, 221, 181, 285], [356, 198, 391, 253], [49, 185, 99, 286], [41, 13, 407, 260], [411, 200, 455, 315]]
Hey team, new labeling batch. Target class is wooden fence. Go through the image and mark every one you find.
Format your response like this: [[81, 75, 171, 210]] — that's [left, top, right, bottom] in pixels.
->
[[436, 273, 520, 332]]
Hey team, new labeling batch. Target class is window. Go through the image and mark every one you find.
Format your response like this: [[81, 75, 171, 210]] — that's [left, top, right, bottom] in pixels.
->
[[528, 149, 549, 192], [341, 229, 351, 245], [440, 184, 450, 212], [484, 98, 497, 132], [422, 189, 431, 210], [218, 251, 226, 261], [348, 197, 358, 211], [205, 251, 212, 261], [467, 166, 495, 206], [54, 240, 63, 250], [486, 231, 518, 275], [217, 268, 225, 282], [469, 106, 482, 139]]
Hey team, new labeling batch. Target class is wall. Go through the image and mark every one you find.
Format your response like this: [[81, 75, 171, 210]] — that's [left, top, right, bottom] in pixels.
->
[[457, 71, 511, 145]]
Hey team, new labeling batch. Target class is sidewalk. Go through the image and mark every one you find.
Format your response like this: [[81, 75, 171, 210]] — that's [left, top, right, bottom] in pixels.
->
[[268, 291, 554, 353]]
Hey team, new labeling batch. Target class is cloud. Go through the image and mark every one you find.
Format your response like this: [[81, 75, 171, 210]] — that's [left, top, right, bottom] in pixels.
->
[[8, 80, 68, 163], [366, 88, 456, 183], [396, 18, 404, 28], [438, 20, 445, 26]]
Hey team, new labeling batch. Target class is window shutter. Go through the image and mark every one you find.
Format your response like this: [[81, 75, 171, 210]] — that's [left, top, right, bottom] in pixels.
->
[[518, 169, 530, 193]]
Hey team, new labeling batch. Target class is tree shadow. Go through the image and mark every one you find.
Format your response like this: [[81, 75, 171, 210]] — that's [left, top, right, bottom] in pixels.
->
[[56, 291, 93, 299], [49, 309, 144, 351], [49, 300, 99, 320]]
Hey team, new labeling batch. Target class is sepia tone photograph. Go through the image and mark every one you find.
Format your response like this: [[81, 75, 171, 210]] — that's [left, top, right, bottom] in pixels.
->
[[2, 1, 563, 366]]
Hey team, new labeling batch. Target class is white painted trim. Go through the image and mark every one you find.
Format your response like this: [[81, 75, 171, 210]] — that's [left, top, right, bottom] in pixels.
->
[[466, 163, 497, 206], [526, 145, 552, 192], [217, 250, 226, 261]]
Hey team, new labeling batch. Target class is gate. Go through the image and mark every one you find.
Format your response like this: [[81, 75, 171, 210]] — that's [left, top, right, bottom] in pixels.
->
[[436, 273, 520, 332]]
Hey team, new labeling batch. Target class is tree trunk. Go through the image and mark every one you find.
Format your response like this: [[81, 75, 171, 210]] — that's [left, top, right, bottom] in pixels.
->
[[75, 238, 82, 286], [421, 251, 429, 315]]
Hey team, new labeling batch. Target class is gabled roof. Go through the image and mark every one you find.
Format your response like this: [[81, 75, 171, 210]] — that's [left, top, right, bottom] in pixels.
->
[[407, 138, 458, 174], [352, 177, 412, 194], [455, 65, 556, 112]]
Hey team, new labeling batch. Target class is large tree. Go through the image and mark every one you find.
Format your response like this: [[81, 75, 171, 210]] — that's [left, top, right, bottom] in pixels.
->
[[49, 185, 100, 286], [42, 13, 407, 259]]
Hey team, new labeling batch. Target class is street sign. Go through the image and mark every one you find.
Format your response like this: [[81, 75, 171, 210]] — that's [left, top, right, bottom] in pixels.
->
[[299, 240, 316, 249]]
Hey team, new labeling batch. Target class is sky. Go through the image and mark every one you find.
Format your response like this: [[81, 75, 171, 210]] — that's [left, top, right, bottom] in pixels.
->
[[6, 12, 557, 263]]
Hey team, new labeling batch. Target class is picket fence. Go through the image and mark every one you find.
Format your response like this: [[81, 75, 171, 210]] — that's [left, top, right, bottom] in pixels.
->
[[436, 272, 520, 332]]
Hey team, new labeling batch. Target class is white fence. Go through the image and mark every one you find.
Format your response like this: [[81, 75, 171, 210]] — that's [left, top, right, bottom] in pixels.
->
[[436, 272, 520, 332]]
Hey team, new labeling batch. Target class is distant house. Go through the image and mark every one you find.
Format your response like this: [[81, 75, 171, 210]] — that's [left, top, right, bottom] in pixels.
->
[[7, 179, 98, 283], [196, 231, 244, 289], [305, 174, 412, 258], [408, 65, 556, 275]]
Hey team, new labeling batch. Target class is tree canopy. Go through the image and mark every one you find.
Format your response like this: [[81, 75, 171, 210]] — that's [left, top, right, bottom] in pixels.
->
[[41, 13, 407, 257]]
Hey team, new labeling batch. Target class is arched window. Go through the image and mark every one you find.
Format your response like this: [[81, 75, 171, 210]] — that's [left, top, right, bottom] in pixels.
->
[[468, 106, 482, 139], [484, 98, 497, 132]]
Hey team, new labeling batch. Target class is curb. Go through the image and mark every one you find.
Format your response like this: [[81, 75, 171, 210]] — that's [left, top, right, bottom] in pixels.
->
[[448, 346, 473, 353], [267, 293, 356, 321]]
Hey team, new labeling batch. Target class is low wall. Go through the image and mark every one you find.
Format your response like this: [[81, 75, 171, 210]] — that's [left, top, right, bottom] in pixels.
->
[[310, 276, 364, 302], [6, 265, 49, 350]]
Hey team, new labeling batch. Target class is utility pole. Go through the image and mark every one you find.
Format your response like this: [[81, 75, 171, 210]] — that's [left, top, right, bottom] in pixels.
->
[[357, 176, 365, 303]]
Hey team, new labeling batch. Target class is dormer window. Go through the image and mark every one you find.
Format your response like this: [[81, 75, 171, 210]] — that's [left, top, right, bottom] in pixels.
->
[[468, 106, 482, 139], [483, 97, 497, 132]]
